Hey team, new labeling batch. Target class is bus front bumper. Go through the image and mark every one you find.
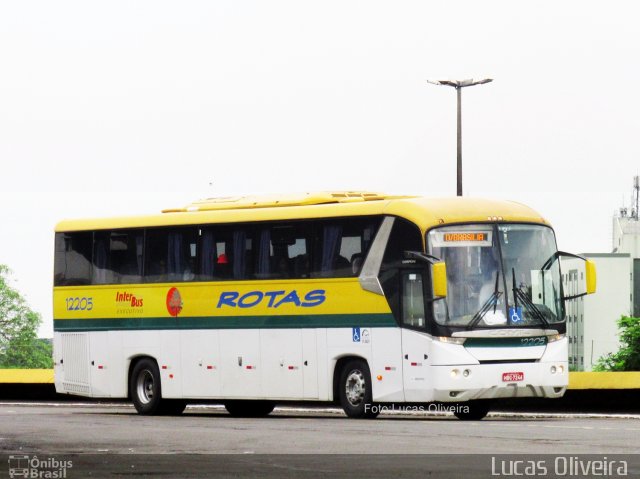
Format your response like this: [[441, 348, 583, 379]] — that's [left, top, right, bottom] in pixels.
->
[[430, 361, 568, 402]]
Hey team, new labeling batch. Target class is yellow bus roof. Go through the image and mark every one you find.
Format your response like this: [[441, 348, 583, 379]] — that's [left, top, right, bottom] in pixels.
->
[[55, 192, 549, 233]]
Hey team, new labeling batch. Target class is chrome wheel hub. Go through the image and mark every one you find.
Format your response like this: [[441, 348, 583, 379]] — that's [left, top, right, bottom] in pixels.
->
[[137, 370, 154, 404], [345, 369, 366, 407]]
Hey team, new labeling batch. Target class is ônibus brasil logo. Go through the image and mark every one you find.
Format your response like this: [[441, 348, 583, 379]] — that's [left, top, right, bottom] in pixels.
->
[[8, 455, 73, 478], [166, 287, 183, 317]]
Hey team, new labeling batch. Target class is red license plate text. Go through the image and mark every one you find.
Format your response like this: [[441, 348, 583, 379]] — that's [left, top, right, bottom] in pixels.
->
[[502, 372, 524, 382]]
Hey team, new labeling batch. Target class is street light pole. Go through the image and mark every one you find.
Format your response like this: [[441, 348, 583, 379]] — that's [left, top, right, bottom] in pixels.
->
[[427, 78, 493, 197], [457, 86, 462, 197]]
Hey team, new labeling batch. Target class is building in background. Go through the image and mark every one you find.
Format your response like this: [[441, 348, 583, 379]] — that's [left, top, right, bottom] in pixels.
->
[[613, 176, 640, 316], [565, 177, 639, 371], [564, 254, 631, 371]]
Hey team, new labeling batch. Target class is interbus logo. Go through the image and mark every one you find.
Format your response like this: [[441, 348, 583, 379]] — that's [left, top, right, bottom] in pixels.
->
[[115, 291, 143, 308]]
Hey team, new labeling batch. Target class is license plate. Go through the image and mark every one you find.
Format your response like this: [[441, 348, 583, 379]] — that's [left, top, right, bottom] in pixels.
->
[[502, 372, 524, 382]]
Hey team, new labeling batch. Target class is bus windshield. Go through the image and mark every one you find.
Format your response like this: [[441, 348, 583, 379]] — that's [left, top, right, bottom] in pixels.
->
[[428, 224, 564, 328]]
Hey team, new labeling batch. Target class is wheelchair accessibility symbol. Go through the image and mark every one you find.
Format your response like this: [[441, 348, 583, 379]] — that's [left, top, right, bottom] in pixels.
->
[[509, 307, 523, 324], [352, 327, 361, 342]]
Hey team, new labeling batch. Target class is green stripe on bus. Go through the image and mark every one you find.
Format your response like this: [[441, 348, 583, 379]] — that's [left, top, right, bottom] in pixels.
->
[[53, 313, 397, 332]]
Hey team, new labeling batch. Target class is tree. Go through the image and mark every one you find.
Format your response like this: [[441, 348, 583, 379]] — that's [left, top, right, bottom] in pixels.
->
[[593, 315, 640, 372], [0, 264, 53, 368]]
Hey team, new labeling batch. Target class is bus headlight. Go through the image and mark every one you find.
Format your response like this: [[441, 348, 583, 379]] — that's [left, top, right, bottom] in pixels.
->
[[438, 336, 466, 345], [547, 333, 565, 343]]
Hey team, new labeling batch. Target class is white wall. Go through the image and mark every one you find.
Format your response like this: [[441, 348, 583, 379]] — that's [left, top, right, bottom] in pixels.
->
[[581, 254, 631, 371]]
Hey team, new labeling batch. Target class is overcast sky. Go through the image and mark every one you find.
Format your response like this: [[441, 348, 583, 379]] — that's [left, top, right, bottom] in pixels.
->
[[1, 1, 639, 337]]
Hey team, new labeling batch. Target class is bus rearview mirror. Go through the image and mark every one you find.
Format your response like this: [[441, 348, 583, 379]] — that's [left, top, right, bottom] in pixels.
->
[[558, 252, 597, 301], [432, 262, 447, 298], [585, 259, 596, 295]]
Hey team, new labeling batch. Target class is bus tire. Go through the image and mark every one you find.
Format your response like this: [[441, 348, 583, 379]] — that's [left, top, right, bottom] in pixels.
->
[[224, 400, 275, 417], [339, 359, 378, 419], [130, 358, 163, 415], [453, 400, 491, 420]]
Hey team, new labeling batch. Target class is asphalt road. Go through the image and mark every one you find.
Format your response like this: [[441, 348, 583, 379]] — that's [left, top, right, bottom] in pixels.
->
[[1, 403, 639, 478]]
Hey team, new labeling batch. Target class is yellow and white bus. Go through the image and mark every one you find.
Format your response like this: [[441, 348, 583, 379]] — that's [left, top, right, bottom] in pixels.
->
[[53, 192, 595, 419]]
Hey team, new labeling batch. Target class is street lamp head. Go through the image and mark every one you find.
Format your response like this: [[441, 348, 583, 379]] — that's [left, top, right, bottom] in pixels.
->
[[427, 79, 456, 87], [473, 78, 493, 85], [427, 78, 493, 88]]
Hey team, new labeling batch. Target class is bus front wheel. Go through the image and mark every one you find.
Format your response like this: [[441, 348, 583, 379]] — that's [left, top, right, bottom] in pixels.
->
[[453, 400, 491, 420], [339, 359, 378, 419]]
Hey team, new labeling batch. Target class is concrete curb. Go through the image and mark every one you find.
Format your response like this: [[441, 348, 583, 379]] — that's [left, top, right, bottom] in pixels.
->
[[569, 371, 640, 389], [3, 370, 640, 388], [0, 369, 54, 383]]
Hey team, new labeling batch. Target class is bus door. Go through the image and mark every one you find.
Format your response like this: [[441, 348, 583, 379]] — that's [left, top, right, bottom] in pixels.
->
[[400, 270, 432, 402]]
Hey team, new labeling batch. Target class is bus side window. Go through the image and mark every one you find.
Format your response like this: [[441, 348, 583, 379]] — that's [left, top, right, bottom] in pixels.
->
[[381, 219, 422, 268], [145, 227, 198, 283], [54, 232, 93, 286], [232, 229, 252, 280], [109, 230, 143, 284], [402, 272, 426, 328], [90, 229, 143, 285], [313, 217, 382, 278], [379, 218, 423, 325], [197, 226, 253, 281], [198, 227, 231, 281], [255, 223, 312, 280], [145, 229, 168, 283], [198, 228, 216, 281], [93, 231, 110, 284]]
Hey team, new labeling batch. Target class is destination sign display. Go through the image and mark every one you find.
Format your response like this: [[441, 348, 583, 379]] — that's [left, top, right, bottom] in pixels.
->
[[443, 232, 487, 242], [430, 230, 493, 248]]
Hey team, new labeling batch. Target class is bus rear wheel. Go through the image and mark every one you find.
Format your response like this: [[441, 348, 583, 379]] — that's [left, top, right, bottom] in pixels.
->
[[224, 400, 275, 417], [453, 400, 491, 420], [131, 358, 163, 415], [339, 359, 378, 419], [130, 359, 187, 416]]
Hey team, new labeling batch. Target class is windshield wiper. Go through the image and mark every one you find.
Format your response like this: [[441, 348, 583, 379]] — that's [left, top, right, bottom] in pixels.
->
[[540, 252, 559, 271], [467, 270, 502, 330], [511, 268, 550, 327]]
